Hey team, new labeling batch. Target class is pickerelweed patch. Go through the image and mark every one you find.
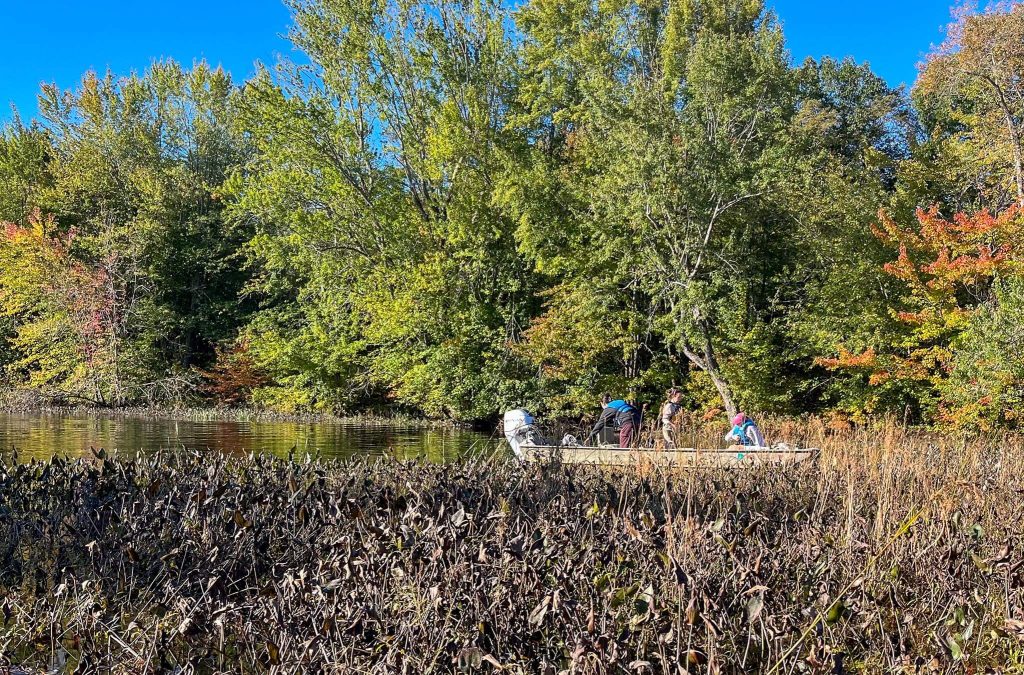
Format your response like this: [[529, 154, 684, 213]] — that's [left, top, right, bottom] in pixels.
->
[[2, 424, 1024, 672]]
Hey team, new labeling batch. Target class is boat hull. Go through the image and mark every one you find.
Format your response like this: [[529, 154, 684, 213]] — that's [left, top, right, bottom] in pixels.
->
[[519, 444, 817, 467]]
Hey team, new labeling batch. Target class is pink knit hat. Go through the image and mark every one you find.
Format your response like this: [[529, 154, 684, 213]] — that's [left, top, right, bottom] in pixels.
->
[[732, 412, 746, 426]]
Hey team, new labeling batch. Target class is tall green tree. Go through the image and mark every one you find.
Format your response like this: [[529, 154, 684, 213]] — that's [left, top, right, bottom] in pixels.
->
[[916, 2, 1024, 209], [504, 0, 812, 416], [0, 119, 51, 375], [234, 0, 536, 419], [0, 117, 50, 226], [783, 57, 918, 417], [0, 62, 250, 404]]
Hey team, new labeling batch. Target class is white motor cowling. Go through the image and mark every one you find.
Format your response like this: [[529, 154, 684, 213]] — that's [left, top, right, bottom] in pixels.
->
[[503, 409, 535, 460]]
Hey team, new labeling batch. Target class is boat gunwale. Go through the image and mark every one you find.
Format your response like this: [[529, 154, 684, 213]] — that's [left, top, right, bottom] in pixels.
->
[[515, 444, 820, 466], [521, 445, 819, 454]]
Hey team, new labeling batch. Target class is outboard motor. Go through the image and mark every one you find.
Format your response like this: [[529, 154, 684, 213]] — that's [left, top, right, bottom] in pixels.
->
[[503, 408, 535, 460]]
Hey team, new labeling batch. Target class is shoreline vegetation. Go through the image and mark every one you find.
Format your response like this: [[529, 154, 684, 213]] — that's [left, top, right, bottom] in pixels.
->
[[5, 0, 1024, 670], [0, 384, 996, 445], [0, 390, 963, 449], [3, 421, 1023, 672], [4, 2, 1024, 429], [0, 388, 462, 429]]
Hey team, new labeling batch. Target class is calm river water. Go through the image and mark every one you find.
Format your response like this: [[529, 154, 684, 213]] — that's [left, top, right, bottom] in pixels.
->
[[0, 413, 499, 462]]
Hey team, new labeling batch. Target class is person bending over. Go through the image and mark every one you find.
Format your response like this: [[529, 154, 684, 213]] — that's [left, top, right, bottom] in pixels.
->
[[586, 393, 640, 447]]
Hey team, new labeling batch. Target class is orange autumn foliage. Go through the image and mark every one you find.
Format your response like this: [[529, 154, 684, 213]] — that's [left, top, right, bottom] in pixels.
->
[[819, 205, 1022, 400], [199, 340, 270, 406], [816, 345, 878, 371], [874, 205, 1019, 303]]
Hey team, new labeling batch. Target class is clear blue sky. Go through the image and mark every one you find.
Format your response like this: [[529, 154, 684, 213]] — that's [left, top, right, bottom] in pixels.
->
[[0, 0, 956, 124], [771, 0, 954, 87], [0, 0, 293, 123]]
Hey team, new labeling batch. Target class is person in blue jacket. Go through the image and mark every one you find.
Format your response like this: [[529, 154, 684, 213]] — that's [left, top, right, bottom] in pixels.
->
[[586, 393, 641, 447], [725, 412, 766, 447]]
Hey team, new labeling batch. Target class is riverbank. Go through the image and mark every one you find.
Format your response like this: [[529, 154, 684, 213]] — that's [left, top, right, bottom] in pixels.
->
[[0, 387, 462, 429], [3, 425, 1022, 672]]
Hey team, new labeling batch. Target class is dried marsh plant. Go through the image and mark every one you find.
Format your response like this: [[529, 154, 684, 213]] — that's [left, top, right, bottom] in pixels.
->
[[1, 423, 1023, 673]]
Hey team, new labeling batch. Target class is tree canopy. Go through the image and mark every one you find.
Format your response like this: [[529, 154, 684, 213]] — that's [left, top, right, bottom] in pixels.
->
[[2, 0, 1024, 427]]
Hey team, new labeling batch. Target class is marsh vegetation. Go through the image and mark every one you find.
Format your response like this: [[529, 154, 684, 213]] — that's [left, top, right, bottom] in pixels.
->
[[2, 421, 1022, 673]]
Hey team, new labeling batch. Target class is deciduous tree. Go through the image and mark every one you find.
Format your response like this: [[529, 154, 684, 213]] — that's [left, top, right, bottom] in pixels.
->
[[917, 2, 1024, 206]]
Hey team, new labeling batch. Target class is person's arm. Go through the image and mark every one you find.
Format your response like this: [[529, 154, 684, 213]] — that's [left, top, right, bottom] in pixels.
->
[[747, 423, 766, 447], [586, 408, 615, 443], [725, 425, 741, 443]]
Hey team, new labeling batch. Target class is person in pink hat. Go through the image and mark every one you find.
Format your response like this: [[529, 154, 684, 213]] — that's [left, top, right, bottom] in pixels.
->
[[725, 412, 766, 447]]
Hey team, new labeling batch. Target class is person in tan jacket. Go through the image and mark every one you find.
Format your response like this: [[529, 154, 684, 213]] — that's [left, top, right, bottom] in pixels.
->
[[660, 388, 683, 449]]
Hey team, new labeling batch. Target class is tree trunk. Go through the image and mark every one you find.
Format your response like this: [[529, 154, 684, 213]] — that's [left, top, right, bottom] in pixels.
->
[[671, 301, 739, 417], [705, 360, 737, 418], [999, 104, 1024, 205], [986, 77, 1024, 206], [680, 340, 737, 418], [1004, 109, 1024, 207]]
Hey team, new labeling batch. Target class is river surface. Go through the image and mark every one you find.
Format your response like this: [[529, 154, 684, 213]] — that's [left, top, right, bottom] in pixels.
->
[[0, 413, 500, 462]]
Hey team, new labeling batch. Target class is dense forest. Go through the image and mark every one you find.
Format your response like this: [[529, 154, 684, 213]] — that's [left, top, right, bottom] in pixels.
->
[[1, 0, 1023, 427]]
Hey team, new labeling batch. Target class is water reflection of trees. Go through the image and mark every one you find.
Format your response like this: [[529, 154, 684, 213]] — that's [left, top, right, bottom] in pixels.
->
[[0, 415, 493, 462]]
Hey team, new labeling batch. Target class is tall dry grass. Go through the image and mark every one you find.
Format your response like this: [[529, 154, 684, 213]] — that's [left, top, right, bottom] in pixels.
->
[[1, 421, 1023, 673]]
